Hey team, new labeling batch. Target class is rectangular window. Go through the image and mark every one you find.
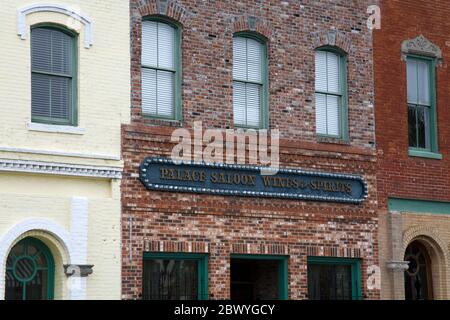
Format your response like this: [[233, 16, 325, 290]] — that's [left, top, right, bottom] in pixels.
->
[[230, 254, 288, 300], [141, 20, 180, 119], [315, 50, 347, 138], [307, 257, 361, 300], [31, 27, 76, 125], [407, 57, 437, 153], [233, 36, 267, 128], [142, 253, 208, 300]]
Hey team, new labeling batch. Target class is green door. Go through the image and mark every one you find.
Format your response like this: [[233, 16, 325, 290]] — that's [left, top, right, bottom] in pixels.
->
[[5, 237, 55, 300]]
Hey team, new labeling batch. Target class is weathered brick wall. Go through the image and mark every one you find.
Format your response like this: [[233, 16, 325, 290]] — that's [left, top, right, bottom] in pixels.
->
[[374, 0, 450, 207], [130, 0, 376, 146], [374, 0, 450, 299], [123, 0, 379, 300]]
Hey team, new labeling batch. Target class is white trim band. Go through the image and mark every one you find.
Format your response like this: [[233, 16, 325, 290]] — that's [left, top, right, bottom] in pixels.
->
[[27, 122, 85, 135], [17, 3, 94, 49], [0, 146, 120, 161], [0, 158, 122, 179]]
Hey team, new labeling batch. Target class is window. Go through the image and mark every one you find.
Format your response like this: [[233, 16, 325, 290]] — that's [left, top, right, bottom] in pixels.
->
[[5, 237, 55, 300], [142, 253, 208, 300], [31, 26, 77, 125], [407, 57, 439, 156], [307, 257, 361, 300], [233, 34, 268, 128], [141, 18, 181, 119], [230, 254, 288, 300], [315, 49, 347, 138]]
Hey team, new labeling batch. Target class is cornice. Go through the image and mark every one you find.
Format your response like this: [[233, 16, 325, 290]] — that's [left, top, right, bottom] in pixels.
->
[[0, 159, 122, 179]]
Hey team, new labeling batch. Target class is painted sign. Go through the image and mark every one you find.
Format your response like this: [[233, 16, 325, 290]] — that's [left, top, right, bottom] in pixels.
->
[[140, 157, 368, 204]]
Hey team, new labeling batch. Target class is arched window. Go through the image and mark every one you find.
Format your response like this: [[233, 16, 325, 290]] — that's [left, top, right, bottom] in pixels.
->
[[141, 18, 181, 120], [31, 25, 77, 126], [404, 241, 433, 300], [315, 48, 348, 139], [233, 33, 268, 129], [5, 237, 55, 300]]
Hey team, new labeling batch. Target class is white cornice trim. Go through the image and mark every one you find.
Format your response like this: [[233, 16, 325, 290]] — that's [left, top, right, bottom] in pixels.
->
[[0, 146, 120, 161], [0, 159, 122, 179], [17, 3, 94, 49]]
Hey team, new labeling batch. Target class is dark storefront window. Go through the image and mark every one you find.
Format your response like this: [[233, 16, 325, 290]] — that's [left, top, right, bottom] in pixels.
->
[[307, 257, 361, 300], [230, 255, 288, 300], [142, 253, 208, 300]]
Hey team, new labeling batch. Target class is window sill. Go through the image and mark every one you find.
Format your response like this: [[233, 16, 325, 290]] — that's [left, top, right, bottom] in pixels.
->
[[27, 122, 85, 135], [408, 149, 442, 160], [316, 135, 350, 146]]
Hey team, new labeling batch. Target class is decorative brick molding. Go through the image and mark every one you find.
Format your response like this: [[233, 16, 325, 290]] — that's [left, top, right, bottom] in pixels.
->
[[144, 240, 210, 253], [402, 226, 448, 261], [232, 243, 289, 255], [401, 35, 443, 65], [0, 159, 122, 179], [17, 3, 94, 49], [306, 245, 362, 258], [137, 0, 192, 26], [312, 29, 352, 54], [232, 15, 272, 40]]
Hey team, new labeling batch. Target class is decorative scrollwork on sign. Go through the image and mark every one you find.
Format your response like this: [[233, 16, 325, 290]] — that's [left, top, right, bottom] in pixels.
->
[[401, 35, 443, 65]]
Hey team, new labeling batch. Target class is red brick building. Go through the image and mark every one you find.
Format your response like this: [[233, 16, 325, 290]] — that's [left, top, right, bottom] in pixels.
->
[[374, 0, 450, 300], [122, 0, 379, 300]]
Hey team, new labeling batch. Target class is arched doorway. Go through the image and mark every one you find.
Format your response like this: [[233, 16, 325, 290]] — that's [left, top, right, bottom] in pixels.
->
[[5, 237, 55, 300], [404, 241, 433, 300]]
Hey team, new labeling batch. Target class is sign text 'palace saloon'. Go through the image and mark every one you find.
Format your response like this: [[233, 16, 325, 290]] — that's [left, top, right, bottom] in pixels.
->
[[139, 157, 368, 204]]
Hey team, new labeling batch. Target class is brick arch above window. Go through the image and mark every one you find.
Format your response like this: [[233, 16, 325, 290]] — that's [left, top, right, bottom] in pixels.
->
[[232, 15, 272, 40], [137, 0, 192, 26], [312, 30, 352, 55], [401, 35, 443, 66]]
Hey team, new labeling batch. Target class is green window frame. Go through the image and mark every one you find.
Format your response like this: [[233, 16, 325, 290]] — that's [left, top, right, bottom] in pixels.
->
[[230, 254, 288, 300], [141, 16, 182, 121], [232, 32, 269, 129], [5, 237, 55, 300], [31, 24, 78, 126], [406, 55, 440, 159], [315, 47, 349, 140], [307, 256, 361, 300], [142, 252, 208, 300]]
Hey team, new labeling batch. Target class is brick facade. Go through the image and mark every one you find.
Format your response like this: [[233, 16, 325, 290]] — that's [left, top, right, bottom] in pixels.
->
[[123, 0, 380, 300], [374, 0, 450, 299]]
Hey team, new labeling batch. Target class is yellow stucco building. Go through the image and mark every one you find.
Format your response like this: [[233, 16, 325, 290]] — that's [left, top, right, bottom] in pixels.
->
[[0, 1, 129, 299]]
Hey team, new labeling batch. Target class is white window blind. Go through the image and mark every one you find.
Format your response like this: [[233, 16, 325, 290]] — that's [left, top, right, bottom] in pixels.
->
[[315, 51, 342, 136], [141, 20, 176, 118], [233, 36, 264, 127], [31, 28, 73, 123]]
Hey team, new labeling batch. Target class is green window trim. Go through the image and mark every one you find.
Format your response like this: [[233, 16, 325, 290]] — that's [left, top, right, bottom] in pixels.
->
[[408, 148, 442, 160], [141, 16, 182, 121], [6, 237, 55, 300], [30, 23, 78, 126], [143, 252, 208, 300], [388, 197, 450, 215], [233, 31, 269, 130], [307, 256, 361, 300], [315, 46, 349, 141], [230, 254, 289, 300], [406, 55, 439, 157]]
